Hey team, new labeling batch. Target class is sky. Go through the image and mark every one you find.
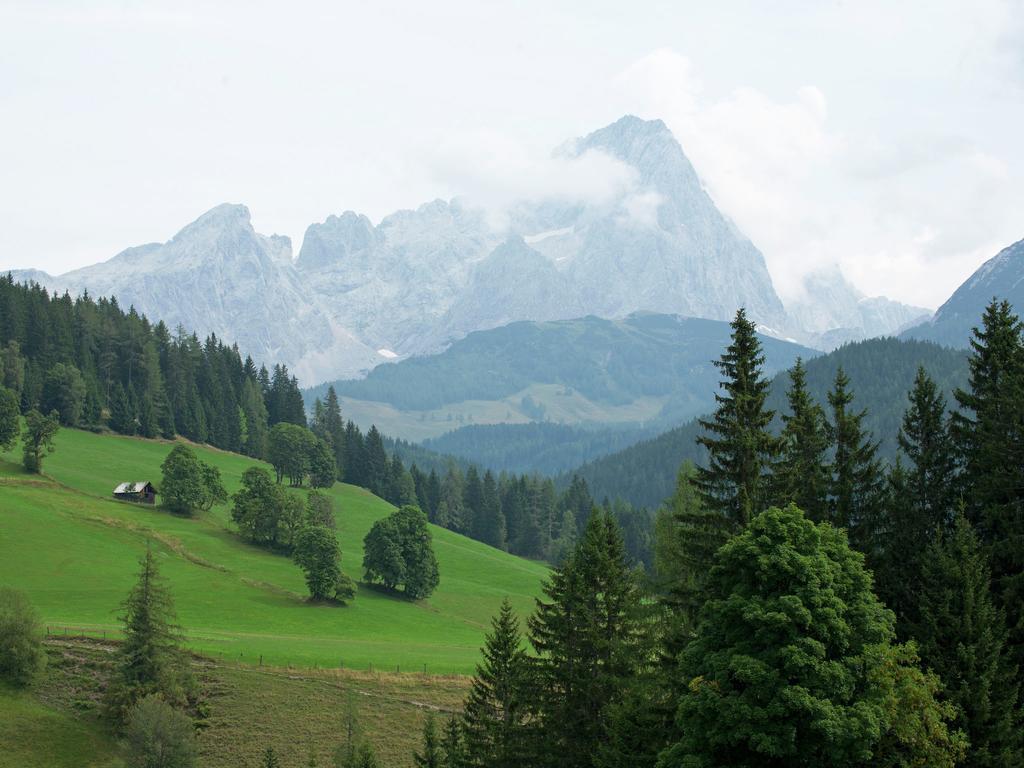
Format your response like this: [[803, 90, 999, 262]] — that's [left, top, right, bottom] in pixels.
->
[[0, 0, 1021, 308]]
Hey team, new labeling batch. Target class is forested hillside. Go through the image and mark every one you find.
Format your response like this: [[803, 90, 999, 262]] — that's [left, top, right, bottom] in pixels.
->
[[308, 313, 815, 443], [570, 337, 968, 509], [0, 276, 649, 567], [422, 422, 651, 475]]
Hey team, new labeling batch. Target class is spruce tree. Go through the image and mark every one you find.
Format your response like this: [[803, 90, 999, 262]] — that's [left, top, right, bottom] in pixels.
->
[[105, 545, 190, 723], [324, 385, 346, 478], [878, 368, 958, 632], [528, 511, 646, 768], [363, 426, 388, 496], [695, 308, 779, 528], [911, 513, 1023, 768], [826, 367, 884, 557], [441, 715, 465, 768], [109, 380, 137, 435], [952, 299, 1024, 673], [654, 463, 730, 655], [262, 746, 281, 768], [473, 470, 506, 550], [771, 358, 829, 521], [462, 599, 532, 768], [414, 714, 442, 768], [899, 366, 957, 527]]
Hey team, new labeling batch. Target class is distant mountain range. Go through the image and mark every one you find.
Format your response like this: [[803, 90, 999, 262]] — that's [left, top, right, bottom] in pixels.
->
[[903, 238, 1024, 348], [304, 312, 817, 443], [12, 115, 925, 382]]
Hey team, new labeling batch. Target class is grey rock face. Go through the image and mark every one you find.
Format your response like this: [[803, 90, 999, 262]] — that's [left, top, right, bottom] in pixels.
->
[[12, 116, 937, 384], [787, 265, 931, 349], [298, 115, 795, 361], [13, 204, 385, 382], [903, 238, 1024, 347]]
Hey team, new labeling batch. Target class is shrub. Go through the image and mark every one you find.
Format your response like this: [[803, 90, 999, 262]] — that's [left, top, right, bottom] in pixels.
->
[[124, 695, 197, 768], [0, 587, 46, 687]]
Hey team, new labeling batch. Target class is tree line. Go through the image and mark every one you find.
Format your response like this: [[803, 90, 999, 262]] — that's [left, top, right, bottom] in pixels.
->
[[1, 275, 648, 568], [0, 274, 306, 454], [413, 304, 1023, 768]]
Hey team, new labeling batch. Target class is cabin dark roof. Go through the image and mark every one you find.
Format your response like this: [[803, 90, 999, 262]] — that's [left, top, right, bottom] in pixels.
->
[[113, 481, 154, 494]]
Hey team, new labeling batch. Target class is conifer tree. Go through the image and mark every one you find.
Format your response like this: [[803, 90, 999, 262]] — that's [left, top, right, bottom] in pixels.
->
[[363, 426, 388, 496], [899, 366, 957, 527], [414, 714, 442, 768], [109, 380, 137, 435], [654, 463, 730, 658], [910, 513, 1023, 768], [826, 368, 884, 557], [771, 358, 829, 521], [105, 545, 191, 723], [324, 385, 346, 477], [441, 715, 465, 768], [262, 746, 281, 768], [528, 511, 646, 768], [877, 368, 957, 631], [695, 308, 779, 528], [952, 299, 1024, 672], [473, 470, 506, 550], [0, 386, 19, 451], [462, 599, 531, 768]]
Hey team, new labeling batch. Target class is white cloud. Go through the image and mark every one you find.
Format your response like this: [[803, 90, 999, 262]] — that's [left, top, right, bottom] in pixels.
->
[[613, 47, 1024, 308], [421, 130, 647, 229]]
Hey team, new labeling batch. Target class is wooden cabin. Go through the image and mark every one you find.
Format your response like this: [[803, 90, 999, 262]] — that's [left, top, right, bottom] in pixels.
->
[[113, 481, 157, 504]]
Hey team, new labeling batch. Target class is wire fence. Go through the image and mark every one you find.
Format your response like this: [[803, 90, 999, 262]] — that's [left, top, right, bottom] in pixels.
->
[[44, 626, 444, 677]]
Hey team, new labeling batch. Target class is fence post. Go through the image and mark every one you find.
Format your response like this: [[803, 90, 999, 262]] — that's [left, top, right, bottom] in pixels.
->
[[259, 655, 263, 667]]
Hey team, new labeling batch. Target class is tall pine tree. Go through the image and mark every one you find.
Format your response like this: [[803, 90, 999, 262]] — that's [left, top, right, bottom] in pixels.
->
[[461, 598, 532, 768], [877, 367, 957, 632], [771, 358, 829, 521], [952, 299, 1024, 674], [826, 367, 884, 557], [528, 511, 647, 768], [695, 308, 779, 528], [910, 513, 1022, 768]]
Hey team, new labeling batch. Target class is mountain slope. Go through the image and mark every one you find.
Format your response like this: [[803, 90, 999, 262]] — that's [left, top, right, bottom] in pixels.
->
[[0, 427, 547, 674], [903, 238, 1024, 347], [306, 312, 817, 443], [787, 265, 931, 349], [13, 204, 386, 382], [566, 337, 968, 509], [9, 116, 940, 380]]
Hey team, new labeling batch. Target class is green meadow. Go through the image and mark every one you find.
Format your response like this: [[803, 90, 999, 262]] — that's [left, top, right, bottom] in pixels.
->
[[0, 427, 549, 675]]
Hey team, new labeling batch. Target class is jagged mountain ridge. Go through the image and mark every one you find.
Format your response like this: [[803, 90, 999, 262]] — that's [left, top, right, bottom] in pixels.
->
[[788, 265, 931, 349], [12, 116, 925, 382], [903, 238, 1024, 348], [15, 204, 386, 382]]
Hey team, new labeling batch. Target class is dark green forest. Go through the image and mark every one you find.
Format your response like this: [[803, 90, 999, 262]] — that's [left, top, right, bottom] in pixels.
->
[[423, 422, 651, 475], [415, 304, 1022, 768], [307, 312, 812, 420], [568, 337, 969, 509]]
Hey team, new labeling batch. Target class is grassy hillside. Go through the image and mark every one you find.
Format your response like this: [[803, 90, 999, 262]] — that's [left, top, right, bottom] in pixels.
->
[[0, 637, 470, 768], [0, 427, 548, 675]]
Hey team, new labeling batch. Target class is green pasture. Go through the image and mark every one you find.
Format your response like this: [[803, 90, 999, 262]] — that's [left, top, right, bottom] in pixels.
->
[[0, 428, 548, 675]]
